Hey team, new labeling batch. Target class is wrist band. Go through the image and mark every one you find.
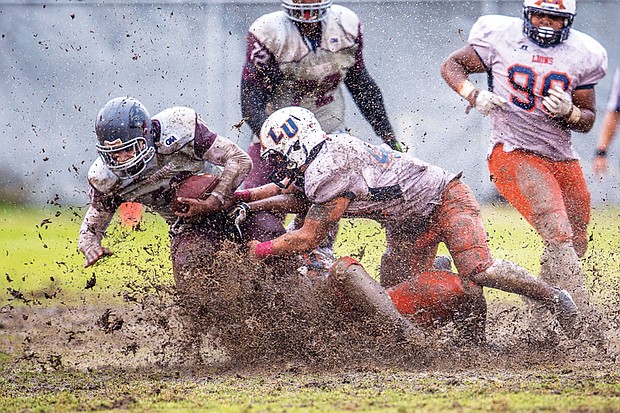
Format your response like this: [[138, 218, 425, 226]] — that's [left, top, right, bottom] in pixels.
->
[[458, 80, 476, 100], [254, 240, 275, 258], [233, 190, 252, 202], [595, 149, 608, 157], [567, 105, 581, 124]]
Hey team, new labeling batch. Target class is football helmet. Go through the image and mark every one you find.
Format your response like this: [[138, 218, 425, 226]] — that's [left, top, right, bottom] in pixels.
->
[[281, 0, 333, 23], [95, 97, 155, 179], [260, 106, 326, 187], [523, 0, 576, 47]]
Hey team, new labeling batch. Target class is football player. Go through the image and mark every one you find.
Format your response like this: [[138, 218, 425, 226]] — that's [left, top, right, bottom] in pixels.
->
[[77, 97, 279, 295], [79, 97, 429, 353], [236, 106, 581, 340], [440, 0, 607, 333], [240, 0, 402, 253], [594, 66, 619, 177]]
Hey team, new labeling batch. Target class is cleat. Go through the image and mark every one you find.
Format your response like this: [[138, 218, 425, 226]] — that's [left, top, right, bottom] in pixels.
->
[[551, 289, 581, 339]]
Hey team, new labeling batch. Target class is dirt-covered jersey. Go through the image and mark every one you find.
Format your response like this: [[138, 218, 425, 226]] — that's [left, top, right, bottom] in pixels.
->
[[244, 5, 362, 134], [469, 15, 607, 161], [302, 134, 455, 228], [86, 107, 250, 224]]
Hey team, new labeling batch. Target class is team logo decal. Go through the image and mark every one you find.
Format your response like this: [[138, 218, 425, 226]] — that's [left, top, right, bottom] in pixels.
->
[[268, 118, 299, 144], [534, 0, 566, 10], [164, 135, 178, 146]]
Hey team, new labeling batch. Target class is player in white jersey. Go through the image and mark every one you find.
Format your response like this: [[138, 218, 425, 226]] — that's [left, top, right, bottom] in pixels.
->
[[440, 0, 607, 328], [233, 106, 582, 340], [79, 97, 430, 352], [240, 0, 402, 250], [77, 97, 281, 295], [594, 66, 620, 177], [241, 0, 401, 177]]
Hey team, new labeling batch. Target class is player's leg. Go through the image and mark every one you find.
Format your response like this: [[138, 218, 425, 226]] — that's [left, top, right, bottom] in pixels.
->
[[382, 220, 487, 342], [169, 226, 221, 365], [488, 145, 590, 309], [436, 179, 580, 338], [326, 256, 425, 345], [554, 160, 590, 258], [387, 270, 487, 343], [380, 225, 437, 288]]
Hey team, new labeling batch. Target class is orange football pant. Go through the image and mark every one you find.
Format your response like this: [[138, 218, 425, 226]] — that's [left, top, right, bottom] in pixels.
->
[[487, 144, 590, 256]]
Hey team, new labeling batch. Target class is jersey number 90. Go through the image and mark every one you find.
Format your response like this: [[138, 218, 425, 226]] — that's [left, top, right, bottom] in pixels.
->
[[507, 64, 570, 111]]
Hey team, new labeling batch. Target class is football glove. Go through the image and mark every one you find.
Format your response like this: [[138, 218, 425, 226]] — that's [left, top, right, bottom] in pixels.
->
[[474, 90, 507, 115], [542, 85, 573, 118]]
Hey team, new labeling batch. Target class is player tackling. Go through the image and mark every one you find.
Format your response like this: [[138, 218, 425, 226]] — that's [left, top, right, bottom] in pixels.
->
[[234, 105, 581, 340]]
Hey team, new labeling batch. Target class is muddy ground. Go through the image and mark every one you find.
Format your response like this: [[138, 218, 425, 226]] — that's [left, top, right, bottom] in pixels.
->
[[1, 247, 619, 379]]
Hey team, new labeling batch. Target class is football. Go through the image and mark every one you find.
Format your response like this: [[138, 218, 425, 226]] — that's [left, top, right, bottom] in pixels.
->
[[170, 173, 220, 213]]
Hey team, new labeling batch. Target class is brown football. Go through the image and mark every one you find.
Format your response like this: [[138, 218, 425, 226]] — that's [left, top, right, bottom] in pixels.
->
[[170, 173, 220, 213]]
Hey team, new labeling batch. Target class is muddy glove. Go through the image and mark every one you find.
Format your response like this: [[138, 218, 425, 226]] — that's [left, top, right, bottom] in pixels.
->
[[542, 85, 573, 118], [473, 90, 507, 115]]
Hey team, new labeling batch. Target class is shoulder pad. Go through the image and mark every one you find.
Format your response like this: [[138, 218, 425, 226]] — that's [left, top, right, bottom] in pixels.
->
[[87, 157, 121, 194], [153, 107, 197, 155], [328, 5, 360, 35], [249, 11, 288, 43], [470, 15, 519, 38]]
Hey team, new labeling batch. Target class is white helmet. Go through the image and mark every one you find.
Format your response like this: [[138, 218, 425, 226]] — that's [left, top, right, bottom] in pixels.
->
[[523, 0, 576, 47], [260, 106, 326, 187], [281, 0, 333, 23]]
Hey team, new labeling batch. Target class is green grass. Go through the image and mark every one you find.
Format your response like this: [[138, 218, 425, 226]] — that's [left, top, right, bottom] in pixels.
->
[[1, 203, 619, 412], [1, 203, 619, 306], [1, 367, 619, 412]]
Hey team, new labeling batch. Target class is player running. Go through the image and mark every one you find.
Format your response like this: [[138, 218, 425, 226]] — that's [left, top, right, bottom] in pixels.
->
[[234, 106, 581, 340], [440, 0, 607, 338]]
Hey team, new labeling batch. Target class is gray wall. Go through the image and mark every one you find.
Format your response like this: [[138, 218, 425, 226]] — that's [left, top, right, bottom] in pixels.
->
[[1, 0, 618, 206]]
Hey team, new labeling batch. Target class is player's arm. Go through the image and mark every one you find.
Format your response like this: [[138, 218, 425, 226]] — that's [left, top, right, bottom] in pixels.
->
[[542, 86, 596, 134], [78, 189, 117, 267], [345, 67, 400, 151], [594, 109, 619, 176], [176, 120, 253, 218], [441, 45, 506, 114], [233, 180, 298, 203], [248, 196, 350, 258], [246, 193, 311, 214], [240, 32, 279, 136]]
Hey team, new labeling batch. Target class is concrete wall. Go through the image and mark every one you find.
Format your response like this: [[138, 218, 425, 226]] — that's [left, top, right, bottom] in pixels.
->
[[1, 0, 618, 206]]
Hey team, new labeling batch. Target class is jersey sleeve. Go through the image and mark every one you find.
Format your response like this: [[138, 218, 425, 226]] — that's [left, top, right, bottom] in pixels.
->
[[576, 34, 608, 87], [468, 15, 505, 68]]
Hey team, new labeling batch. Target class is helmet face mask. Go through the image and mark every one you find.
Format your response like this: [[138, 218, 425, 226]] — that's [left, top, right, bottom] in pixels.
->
[[260, 106, 326, 188], [95, 97, 155, 179], [281, 0, 333, 23], [522, 0, 576, 47]]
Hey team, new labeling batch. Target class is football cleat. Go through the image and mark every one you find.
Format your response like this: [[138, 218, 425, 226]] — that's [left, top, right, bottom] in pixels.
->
[[550, 288, 581, 339]]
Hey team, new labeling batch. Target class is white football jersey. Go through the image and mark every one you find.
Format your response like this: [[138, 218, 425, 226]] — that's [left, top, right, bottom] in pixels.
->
[[88, 107, 223, 223], [248, 5, 362, 133], [469, 15, 607, 161], [303, 134, 454, 229]]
